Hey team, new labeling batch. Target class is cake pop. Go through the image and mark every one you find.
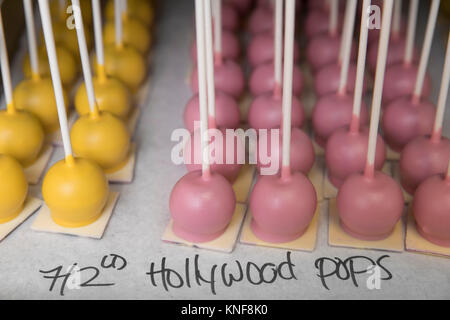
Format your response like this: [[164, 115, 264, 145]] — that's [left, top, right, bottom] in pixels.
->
[[413, 161, 450, 247], [191, 29, 240, 62], [337, 0, 404, 240], [0, 155, 28, 224], [225, 0, 252, 15], [170, 0, 235, 243], [304, 1, 344, 40], [382, 0, 439, 105], [247, 2, 273, 35], [400, 32, 450, 194], [185, 0, 242, 183], [39, 0, 108, 228], [248, 0, 305, 130], [0, 9, 44, 167], [75, 0, 132, 119], [70, 0, 130, 174], [101, 0, 147, 92], [221, 1, 239, 31], [381, 0, 438, 151], [103, 1, 152, 54], [105, 0, 154, 27], [250, 0, 317, 243], [312, 0, 369, 147]]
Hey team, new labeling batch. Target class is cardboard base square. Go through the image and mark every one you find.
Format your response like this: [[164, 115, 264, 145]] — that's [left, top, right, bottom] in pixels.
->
[[232, 165, 256, 204], [308, 156, 324, 202], [31, 192, 120, 239], [0, 197, 42, 242], [46, 112, 77, 146], [24, 144, 54, 185], [105, 143, 137, 184], [392, 162, 413, 203], [328, 198, 404, 252], [386, 146, 400, 161], [127, 107, 141, 136], [324, 162, 393, 199], [312, 138, 325, 156], [405, 206, 450, 258], [162, 203, 247, 253], [239, 206, 320, 252]]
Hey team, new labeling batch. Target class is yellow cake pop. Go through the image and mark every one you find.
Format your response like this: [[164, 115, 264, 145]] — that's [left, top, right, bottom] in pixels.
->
[[105, 0, 154, 27], [0, 155, 28, 224], [103, 15, 152, 54], [39, 0, 109, 229], [50, 0, 93, 26]]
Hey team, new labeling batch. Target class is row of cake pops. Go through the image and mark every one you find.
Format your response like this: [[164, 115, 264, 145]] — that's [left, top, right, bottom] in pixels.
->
[[0, 0, 154, 230]]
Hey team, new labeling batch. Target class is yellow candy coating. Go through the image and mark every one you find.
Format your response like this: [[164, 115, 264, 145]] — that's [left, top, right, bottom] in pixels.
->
[[103, 17, 152, 54], [42, 156, 109, 228], [71, 111, 131, 173], [101, 45, 147, 92], [75, 74, 132, 119], [0, 155, 28, 224], [0, 109, 44, 167], [13, 77, 69, 134], [105, 0, 154, 27], [23, 46, 78, 88]]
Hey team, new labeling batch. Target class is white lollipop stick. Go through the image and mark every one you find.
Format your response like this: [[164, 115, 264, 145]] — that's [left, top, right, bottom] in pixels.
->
[[404, 0, 418, 64], [329, 0, 338, 36], [392, 0, 402, 36], [204, 0, 216, 127], [350, 0, 371, 133], [431, 32, 450, 143], [72, 0, 97, 114], [115, 0, 123, 47], [281, 0, 295, 178], [413, 0, 440, 100], [195, 0, 210, 175], [212, 0, 222, 64], [274, 0, 282, 96], [447, 159, 450, 181], [122, 0, 128, 14], [337, 0, 357, 95], [0, 9, 14, 112], [23, 0, 40, 77], [92, 0, 104, 68], [365, 0, 394, 179], [38, 0, 72, 159]]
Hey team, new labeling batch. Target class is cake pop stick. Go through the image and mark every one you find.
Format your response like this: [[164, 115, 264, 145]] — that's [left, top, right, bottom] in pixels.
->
[[115, 0, 123, 47], [447, 159, 450, 182], [38, 0, 71, 158], [0, 12, 14, 114], [413, 0, 440, 101], [350, 0, 370, 133], [329, 0, 338, 36], [92, 0, 104, 74], [273, 0, 282, 97], [392, 0, 402, 37], [365, 0, 394, 178], [212, 0, 222, 64], [431, 32, 450, 143], [337, 0, 357, 95], [205, 0, 216, 129], [404, 0, 418, 65], [24, 0, 40, 78]]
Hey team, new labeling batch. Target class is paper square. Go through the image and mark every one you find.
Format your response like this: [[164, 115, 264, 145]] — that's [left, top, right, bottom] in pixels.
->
[[233, 165, 256, 203], [24, 144, 54, 185], [106, 143, 137, 184]]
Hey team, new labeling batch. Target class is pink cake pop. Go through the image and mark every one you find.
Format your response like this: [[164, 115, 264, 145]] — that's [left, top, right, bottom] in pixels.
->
[[313, 0, 369, 148], [247, 31, 300, 67], [170, 0, 235, 243], [382, 0, 439, 105], [226, 0, 252, 16], [367, 0, 405, 44], [248, 3, 273, 35], [248, 0, 305, 130], [250, 0, 317, 243], [221, 1, 239, 31], [191, 29, 240, 61], [382, 0, 440, 151], [337, 0, 404, 240], [413, 162, 450, 247]]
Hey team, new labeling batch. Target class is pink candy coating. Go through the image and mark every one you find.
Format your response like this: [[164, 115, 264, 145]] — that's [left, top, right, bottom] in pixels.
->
[[304, 10, 343, 39], [184, 91, 241, 132], [170, 171, 236, 243], [222, 2, 240, 31], [400, 136, 450, 194], [382, 96, 436, 152], [184, 127, 244, 183], [414, 175, 450, 247], [326, 126, 386, 188], [314, 62, 366, 98], [191, 59, 245, 98], [247, 31, 300, 67], [306, 33, 356, 73], [250, 172, 317, 243], [248, 93, 304, 130], [337, 171, 404, 240], [248, 5, 273, 35], [226, 0, 253, 15], [191, 30, 240, 62], [256, 128, 315, 175], [312, 93, 369, 147], [382, 63, 432, 105], [249, 62, 303, 96]]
